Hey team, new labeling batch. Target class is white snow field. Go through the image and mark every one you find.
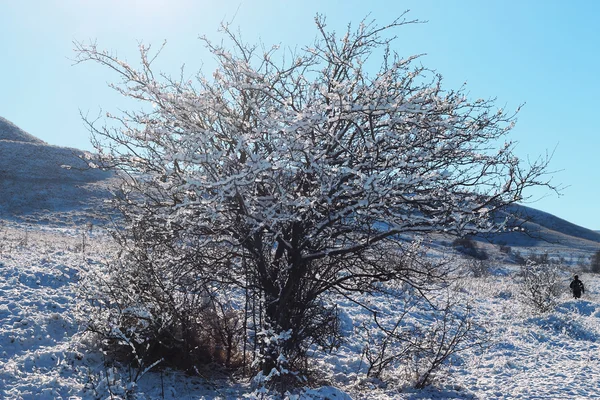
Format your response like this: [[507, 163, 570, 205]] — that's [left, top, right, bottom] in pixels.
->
[[1, 219, 600, 399]]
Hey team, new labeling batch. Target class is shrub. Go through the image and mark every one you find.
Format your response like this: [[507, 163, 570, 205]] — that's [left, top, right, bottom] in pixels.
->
[[590, 250, 600, 273], [78, 249, 245, 374], [517, 260, 562, 313], [363, 291, 488, 389], [452, 237, 488, 260], [528, 252, 551, 265], [464, 258, 492, 278], [511, 250, 526, 265]]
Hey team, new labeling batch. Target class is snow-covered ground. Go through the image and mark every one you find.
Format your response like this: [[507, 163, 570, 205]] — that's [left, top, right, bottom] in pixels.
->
[[1, 220, 600, 399]]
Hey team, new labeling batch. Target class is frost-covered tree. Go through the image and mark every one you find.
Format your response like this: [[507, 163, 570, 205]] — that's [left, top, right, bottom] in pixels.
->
[[75, 14, 554, 374]]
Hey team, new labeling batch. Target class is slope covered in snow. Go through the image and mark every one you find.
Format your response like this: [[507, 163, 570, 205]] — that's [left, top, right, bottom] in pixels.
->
[[0, 116, 46, 144], [1, 223, 600, 399], [482, 204, 600, 253], [0, 117, 114, 221]]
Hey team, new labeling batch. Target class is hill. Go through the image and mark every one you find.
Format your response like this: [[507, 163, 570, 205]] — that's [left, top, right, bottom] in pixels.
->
[[481, 204, 600, 253], [0, 116, 46, 144], [0, 117, 114, 223]]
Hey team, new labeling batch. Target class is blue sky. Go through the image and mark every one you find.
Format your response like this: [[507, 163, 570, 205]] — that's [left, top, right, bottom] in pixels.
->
[[1, 1, 599, 229]]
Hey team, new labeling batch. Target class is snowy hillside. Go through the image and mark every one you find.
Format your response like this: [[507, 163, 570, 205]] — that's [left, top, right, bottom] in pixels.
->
[[481, 204, 600, 253], [0, 116, 46, 144], [0, 117, 114, 222], [1, 223, 600, 399]]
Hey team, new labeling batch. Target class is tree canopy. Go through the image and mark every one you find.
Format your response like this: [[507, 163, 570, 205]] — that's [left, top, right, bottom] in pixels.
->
[[76, 14, 554, 376]]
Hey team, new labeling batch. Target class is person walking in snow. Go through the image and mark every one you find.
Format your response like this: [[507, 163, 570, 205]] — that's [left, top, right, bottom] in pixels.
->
[[570, 275, 585, 299]]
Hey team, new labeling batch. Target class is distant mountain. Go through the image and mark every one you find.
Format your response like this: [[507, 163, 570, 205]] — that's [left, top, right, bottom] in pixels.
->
[[0, 116, 114, 223], [511, 205, 600, 242], [480, 204, 600, 253]]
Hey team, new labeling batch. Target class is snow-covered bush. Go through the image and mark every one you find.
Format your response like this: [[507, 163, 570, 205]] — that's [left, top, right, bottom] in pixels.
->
[[452, 237, 488, 261], [362, 289, 487, 389], [78, 238, 245, 374], [590, 250, 600, 273], [517, 260, 562, 313], [74, 12, 554, 379], [463, 258, 492, 278]]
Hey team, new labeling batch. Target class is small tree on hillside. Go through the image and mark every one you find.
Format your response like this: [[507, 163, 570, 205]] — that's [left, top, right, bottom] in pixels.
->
[[75, 14, 555, 376]]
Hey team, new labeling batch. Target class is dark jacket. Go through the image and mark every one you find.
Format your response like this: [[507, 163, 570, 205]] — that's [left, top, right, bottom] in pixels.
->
[[570, 278, 585, 296]]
